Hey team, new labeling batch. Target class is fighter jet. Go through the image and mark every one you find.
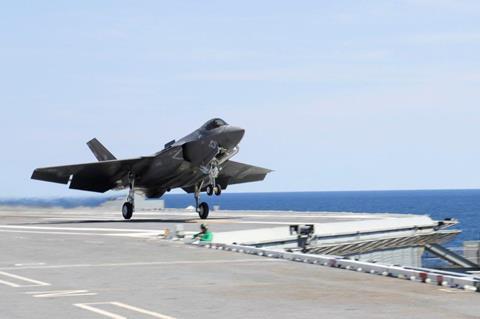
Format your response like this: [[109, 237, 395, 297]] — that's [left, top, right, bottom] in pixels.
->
[[31, 118, 272, 220]]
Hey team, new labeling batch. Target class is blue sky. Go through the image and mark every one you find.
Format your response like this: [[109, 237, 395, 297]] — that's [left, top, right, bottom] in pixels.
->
[[2, 1, 480, 197]]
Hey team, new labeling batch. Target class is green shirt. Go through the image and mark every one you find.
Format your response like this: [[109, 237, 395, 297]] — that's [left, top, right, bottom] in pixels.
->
[[193, 230, 213, 242]]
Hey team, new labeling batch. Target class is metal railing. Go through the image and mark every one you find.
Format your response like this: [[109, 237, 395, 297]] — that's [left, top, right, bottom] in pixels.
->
[[192, 242, 480, 293]]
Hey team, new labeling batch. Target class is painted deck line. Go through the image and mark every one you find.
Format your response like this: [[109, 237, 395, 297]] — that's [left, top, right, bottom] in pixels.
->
[[26, 290, 97, 298], [0, 279, 20, 287], [14, 263, 46, 267], [0, 229, 159, 237], [0, 225, 164, 233], [111, 302, 176, 319], [0, 271, 50, 287], [74, 303, 126, 319], [0, 258, 283, 271], [105, 232, 163, 238], [74, 302, 176, 319]]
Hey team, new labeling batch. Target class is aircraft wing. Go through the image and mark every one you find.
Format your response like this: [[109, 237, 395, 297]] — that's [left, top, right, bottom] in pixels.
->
[[31, 157, 154, 193], [218, 160, 272, 186], [182, 160, 272, 193]]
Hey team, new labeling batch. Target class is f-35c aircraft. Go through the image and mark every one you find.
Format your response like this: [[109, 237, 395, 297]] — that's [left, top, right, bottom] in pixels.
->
[[31, 118, 272, 220]]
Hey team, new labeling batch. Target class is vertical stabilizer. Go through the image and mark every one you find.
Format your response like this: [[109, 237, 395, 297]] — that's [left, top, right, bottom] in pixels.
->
[[87, 138, 117, 161]]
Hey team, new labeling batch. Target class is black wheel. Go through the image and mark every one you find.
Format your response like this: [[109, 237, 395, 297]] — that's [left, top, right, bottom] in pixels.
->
[[206, 185, 214, 196], [122, 202, 133, 220], [198, 202, 209, 219], [214, 186, 222, 196]]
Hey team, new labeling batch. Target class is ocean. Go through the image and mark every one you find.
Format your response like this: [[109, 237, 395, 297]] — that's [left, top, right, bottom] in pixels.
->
[[2, 189, 480, 247]]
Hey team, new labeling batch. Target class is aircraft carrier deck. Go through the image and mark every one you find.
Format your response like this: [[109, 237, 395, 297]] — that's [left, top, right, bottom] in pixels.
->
[[0, 207, 479, 319]]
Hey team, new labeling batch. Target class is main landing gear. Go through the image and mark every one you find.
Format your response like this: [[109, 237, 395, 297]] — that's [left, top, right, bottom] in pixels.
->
[[195, 159, 225, 219], [194, 182, 223, 219], [204, 160, 221, 197], [206, 184, 221, 196], [122, 173, 135, 220]]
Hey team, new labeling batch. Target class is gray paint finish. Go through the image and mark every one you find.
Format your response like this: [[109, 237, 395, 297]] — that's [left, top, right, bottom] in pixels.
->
[[31, 119, 272, 218]]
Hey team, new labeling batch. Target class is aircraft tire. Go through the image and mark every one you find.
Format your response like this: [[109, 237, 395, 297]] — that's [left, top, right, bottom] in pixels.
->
[[206, 185, 214, 196], [214, 186, 221, 196], [122, 202, 133, 220], [198, 202, 209, 219]]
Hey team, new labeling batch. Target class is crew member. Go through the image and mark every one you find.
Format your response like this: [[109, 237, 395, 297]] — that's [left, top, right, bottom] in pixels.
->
[[193, 224, 213, 242]]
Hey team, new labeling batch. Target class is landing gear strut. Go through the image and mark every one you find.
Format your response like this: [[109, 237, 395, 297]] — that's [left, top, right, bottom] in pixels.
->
[[195, 158, 226, 218], [122, 173, 135, 220], [195, 182, 209, 219]]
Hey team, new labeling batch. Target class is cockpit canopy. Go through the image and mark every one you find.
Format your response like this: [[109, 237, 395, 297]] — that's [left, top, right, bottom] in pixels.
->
[[203, 118, 228, 131]]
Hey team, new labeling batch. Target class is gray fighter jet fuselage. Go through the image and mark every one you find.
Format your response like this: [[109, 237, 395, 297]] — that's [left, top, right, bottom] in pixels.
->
[[32, 118, 271, 219]]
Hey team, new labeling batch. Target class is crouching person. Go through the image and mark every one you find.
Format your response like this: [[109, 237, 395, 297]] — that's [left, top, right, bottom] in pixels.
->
[[193, 224, 213, 242]]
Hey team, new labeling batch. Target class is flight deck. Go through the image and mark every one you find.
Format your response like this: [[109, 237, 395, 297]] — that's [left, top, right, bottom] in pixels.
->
[[0, 207, 479, 319]]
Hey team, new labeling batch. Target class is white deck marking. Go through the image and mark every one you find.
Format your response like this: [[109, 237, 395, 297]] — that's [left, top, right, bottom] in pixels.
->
[[0, 225, 162, 232], [0, 225, 163, 239], [0, 279, 20, 287], [205, 220, 307, 225], [74, 303, 126, 319], [232, 214, 386, 219], [0, 229, 127, 236], [15, 263, 45, 267], [0, 229, 161, 238], [0, 271, 50, 287], [105, 232, 163, 238], [438, 288, 471, 293], [110, 302, 175, 319], [26, 289, 97, 298], [74, 302, 176, 319], [1, 258, 283, 270]]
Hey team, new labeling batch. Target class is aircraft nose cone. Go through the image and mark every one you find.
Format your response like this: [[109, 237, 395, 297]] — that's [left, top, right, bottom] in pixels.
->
[[222, 126, 245, 148]]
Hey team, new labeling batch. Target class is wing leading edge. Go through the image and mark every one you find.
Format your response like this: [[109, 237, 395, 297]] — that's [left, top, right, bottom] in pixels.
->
[[182, 160, 272, 193], [219, 160, 272, 185]]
